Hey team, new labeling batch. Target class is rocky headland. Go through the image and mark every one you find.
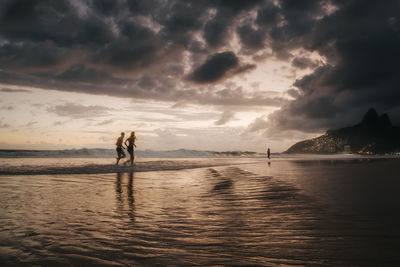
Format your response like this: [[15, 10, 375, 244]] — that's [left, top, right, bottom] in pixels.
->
[[285, 108, 400, 154]]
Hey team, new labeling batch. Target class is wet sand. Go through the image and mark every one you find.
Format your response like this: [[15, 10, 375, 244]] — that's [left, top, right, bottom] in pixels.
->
[[0, 158, 399, 266]]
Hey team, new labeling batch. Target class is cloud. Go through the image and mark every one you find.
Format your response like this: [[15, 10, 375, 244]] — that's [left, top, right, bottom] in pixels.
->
[[237, 24, 267, 51], [265, 0, 400, 132], [95, 119, 114, 126], [90, 38, 158, 72], [0, 0, 114, 46], [189, 51, 239, 84], [0, 105, 15, 110], [25, 121, 37, 127], [0, 0, 399, 135], [88, 0, 120, 16], [0, 42, 71, 72], [0, 88, 31, 93], [203, 17, 230, 48], [255, 2, 281, 27], [247, 116, 269, 132], [0, 0, 267, 106], [291, 57, 319, 69], [0, 118, 10, 128], [214, 111, 235, 125], [47, 103, 113, 118], [188, 51, 257, 85], [53, 121, 68, 126], [286, 88, 300, 98]]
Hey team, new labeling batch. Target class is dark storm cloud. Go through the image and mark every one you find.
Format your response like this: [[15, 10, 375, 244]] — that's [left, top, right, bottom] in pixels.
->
[[286, 88, 299, 98], [278, 0, 323, 36], [266, 0, 400, 133], [0, 0, 114, 46], [234, 63, 257, 74], [203, 17, 230, 48], [0, 88, 31, 93], [237, 24, 267, 51], [203, 0, 264, 48], [189, 51, 239, 83], [0, 0, 269, 106], [57, 64, 121, 84], [255, 2, 281, 27], [159, 1, 205, 46], [126, 0, 159, 15], [91, 39, 158, 70], [0, 42, 70, 71], [291, 57, 319, 69], [88, 0, 120, 16], [1, 0, 399, 130]]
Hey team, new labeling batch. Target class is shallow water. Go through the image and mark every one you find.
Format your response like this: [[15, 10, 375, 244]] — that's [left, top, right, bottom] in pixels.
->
[[1, 158, 400, 266]]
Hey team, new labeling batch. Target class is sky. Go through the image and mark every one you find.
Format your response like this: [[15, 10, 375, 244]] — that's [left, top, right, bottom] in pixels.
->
[[0, 0, 399, 152]]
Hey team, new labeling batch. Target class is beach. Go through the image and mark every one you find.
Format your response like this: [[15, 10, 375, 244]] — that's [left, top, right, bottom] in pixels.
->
[[1, 157, 400, 266]]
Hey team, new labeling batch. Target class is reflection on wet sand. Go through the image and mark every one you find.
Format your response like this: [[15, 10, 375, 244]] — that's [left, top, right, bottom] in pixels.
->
[[1, 159, 400, 265], [116, 172, 135, 223]]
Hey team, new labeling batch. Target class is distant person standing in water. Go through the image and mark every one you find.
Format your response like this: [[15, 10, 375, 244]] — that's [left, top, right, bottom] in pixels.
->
[[267, 148, 271, 160], [124, 131, 137, 166], [115, 132, 126, 165]]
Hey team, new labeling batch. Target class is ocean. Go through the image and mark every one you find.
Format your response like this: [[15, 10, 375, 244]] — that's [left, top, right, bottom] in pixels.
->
[[0, 156, 399, 266]]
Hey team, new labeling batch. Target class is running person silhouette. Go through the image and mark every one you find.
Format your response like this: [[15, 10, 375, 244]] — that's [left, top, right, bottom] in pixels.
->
[[115, 132, 126, 165], [124, 131, 137, 166]]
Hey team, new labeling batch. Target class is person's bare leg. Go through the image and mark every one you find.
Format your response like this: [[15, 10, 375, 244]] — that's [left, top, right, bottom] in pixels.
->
[[116, 150, 123, 165], [124, 150, 132, 165]]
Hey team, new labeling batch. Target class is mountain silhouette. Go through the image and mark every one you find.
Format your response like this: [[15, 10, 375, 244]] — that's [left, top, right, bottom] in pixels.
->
[[285, 108, 400, 154]]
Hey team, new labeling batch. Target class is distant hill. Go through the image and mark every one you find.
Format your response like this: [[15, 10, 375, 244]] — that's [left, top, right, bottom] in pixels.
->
[[285, 108, 400, 154]]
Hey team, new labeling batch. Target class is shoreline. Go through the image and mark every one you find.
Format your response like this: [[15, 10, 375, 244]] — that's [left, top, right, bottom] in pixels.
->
[[0, 157, 399, 176]]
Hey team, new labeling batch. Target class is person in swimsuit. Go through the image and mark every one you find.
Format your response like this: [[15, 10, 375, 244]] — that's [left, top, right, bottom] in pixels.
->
[[115, 132, 126, 165], [124, 131, 137, 166], [267, 148, 271, 160]]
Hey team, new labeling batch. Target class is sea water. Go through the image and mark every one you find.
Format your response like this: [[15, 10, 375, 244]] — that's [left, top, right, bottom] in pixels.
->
[[0, 157, 399, 265]]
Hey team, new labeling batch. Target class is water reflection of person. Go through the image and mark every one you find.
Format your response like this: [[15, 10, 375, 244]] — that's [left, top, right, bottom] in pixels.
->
[[116, 172, 123, 207], [127, 172, 135, 222], [115, 172, 135, 223]]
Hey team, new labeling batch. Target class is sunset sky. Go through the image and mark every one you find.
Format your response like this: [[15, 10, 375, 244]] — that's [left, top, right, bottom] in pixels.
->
[[1, 0, 399, 152]]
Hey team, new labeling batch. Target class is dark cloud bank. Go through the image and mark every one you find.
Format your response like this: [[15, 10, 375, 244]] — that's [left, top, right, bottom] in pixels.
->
[[1, 0, 400, 133]]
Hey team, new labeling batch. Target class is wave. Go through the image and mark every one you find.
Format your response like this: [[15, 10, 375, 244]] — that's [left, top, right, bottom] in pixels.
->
[[0, 159, 257, 175], [0, 148, 263, 158], [0, 148, 114, 158], [1, 148, 396, 161]]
